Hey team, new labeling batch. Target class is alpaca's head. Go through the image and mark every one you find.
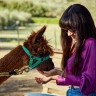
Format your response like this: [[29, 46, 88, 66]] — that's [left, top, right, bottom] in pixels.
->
[[23, 26, 54, 71]]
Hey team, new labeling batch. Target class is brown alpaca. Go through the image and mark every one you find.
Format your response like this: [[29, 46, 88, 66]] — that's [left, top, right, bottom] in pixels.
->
[[0, 25, 54, 85]]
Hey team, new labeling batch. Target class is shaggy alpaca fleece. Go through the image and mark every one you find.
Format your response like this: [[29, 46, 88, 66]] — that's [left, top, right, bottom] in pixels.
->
[[0, 26, 54, 85]]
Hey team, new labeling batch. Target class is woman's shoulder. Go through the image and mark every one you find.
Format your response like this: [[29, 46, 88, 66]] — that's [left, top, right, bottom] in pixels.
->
[[84, 38, 96, 46], [82, 38, 96, 54]]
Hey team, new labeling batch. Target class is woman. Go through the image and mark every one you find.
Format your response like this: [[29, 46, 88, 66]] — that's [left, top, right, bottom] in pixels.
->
[[35, 4, 96, 96]]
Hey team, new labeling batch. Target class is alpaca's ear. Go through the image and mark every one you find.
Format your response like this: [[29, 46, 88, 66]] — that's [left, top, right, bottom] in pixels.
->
[[33, 25, 46, 43], [36, 25, 46, 36]]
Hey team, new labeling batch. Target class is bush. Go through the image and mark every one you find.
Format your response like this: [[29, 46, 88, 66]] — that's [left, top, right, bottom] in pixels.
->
[[0, 9, 9, 29], [0, 1, 52, 17], [0, 9, 32, 30]]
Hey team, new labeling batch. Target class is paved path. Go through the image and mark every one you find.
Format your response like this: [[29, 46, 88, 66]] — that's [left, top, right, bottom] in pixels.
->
[[0, 69, 42, 96]]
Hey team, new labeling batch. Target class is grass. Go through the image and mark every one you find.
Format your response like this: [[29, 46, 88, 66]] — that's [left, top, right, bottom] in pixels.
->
[[32, 17, 59, 24]]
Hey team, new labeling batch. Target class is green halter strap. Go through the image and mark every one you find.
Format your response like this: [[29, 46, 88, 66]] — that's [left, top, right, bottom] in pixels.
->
[[22, 46, 50, 69]]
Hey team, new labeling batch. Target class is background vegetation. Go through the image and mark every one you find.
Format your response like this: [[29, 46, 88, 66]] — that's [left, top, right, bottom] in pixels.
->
[[0, 0, 96, 49], [0, 0, 96, 30]]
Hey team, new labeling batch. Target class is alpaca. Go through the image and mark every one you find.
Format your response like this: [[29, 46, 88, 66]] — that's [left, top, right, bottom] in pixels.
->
[[0, 25, 54, 85]]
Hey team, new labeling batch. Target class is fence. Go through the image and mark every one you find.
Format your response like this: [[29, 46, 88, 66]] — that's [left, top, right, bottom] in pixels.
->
[[0, 23, 61, 50]]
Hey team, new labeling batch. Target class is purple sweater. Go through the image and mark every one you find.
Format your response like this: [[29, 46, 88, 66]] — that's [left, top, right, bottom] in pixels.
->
[[56, 38, 96, 95]]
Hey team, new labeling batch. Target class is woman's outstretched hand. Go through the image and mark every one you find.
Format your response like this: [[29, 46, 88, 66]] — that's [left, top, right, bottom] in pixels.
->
[[35, 75, 58, 84], [35, 67, 66, 84], [35, 76, 51, 84]]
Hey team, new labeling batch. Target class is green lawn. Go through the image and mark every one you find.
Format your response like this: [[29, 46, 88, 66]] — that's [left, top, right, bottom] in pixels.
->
[[32, 17, 59, 24]]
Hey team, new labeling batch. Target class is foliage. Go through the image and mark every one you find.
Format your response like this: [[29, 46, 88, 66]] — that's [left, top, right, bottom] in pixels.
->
[[0, 0, 96, 20], [0, 0, 96, 25], [0, 1, 51, 17], [0, 1, 7, 8], [0, 10, 32, 30]]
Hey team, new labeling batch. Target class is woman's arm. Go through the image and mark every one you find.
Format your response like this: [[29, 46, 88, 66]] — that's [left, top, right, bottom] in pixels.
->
[[35, 67, 62, 84], [35, 75, 59, 84]]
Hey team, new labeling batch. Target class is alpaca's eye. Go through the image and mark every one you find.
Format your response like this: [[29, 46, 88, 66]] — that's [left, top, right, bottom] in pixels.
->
[[37, 51, 44, 57], [32, 45, 38, 52]]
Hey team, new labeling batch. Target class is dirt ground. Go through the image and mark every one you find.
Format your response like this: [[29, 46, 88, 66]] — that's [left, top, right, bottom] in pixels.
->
[[0, 50, 62, 96]]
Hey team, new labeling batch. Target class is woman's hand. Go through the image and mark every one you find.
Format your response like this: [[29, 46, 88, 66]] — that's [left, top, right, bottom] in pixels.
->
[[35, 76, 51, 84], [35, 75, 58, 84], [37, 67, 62, 77]]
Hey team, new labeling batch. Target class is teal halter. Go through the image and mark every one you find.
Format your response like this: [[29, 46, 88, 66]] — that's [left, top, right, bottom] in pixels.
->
[[22, 46, 50, 69]]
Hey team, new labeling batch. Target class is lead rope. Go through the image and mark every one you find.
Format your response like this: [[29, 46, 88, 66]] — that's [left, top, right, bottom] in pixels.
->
[[0, 67, 30, 76]]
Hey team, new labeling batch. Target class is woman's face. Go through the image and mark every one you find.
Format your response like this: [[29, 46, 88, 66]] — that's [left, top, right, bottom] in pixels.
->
[[68, 30, 77, 41]]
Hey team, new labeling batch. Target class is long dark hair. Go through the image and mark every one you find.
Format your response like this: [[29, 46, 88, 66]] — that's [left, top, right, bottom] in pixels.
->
[[59, 4, 96, 74]]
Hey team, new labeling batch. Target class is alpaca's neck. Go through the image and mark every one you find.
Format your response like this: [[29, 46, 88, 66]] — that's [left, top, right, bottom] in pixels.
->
[[0, 45, 28, 85]]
